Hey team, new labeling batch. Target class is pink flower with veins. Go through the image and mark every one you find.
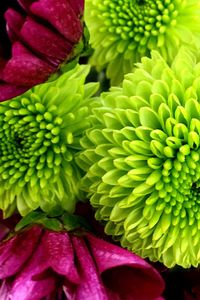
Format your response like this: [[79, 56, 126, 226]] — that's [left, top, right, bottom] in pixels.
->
[[0, 225, 165, 300], [0, 0, 84, 102]]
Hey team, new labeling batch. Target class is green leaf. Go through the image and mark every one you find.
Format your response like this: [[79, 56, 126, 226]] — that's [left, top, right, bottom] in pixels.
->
[[37, 218, 63, 231], [61, 212, 91, 232], [47, 206, 64, 218], [15, 211, 46, 231]]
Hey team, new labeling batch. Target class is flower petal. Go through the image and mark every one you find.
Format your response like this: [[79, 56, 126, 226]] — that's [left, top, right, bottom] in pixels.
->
[[68, 0, 84, 16], [30, 0, 83, 42], [41, 231, 80, 283], [20, 18, 73, 63], [5, 9, 72, 65], [72, 235, 109, 300], [0, 280, 11, 299], [17, 0, 35, 11], [3, 229, 79, 300], [0, 83, 27, 102], [11, 272, 57, 300], [4, 8, 25, 42], [86, 233, 165, 300], [3, 42, 55, 86], [0, 226, 42, 279]]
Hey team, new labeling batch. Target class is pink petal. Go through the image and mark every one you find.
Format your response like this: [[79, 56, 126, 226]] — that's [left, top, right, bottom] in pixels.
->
[[7, 230, 80, 300], [0, 280, 11, 299], [7, 230, 80, 299], [86, 233, 165, 300], [0, 54, 8, 80], [11, 272, 57, 300], [0, 83, 27, 102], [17, 0, 35, 11], [3, 42, 55, 86], [30, 0, 83, 42], [0, 226, 42, 279], [4, 8, 25, 41], [18, 0, 84, 16], [20, 18, 73, 63], [41, 231, 80, 283], [68, 0, 84, 16], [72, 235, 109, 300]]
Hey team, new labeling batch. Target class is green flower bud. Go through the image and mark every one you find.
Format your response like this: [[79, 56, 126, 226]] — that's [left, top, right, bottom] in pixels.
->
[[85, 0, 200, 85], [77, 48, 200, 268], [0, 64, 99, 217]]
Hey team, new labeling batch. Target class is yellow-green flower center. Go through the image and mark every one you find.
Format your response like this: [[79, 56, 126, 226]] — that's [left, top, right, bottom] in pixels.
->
[[0, 97, 64, 188], [102, 0, 178, 51]]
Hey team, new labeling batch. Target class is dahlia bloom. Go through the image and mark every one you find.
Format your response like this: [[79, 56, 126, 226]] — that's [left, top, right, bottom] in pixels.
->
[[0, 64, 98, 217], [0, 225, 164, 300], [85, 0, 200, 85], [0, 0, 84, 102], [77, 48, 200, 268]]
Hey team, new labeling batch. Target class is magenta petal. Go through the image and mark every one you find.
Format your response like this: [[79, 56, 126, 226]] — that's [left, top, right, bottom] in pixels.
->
[[0, 226, 42, 279], [86, 233, 151, 271], [30, 0, 82, 42], [11, 272, 57, 300], [0, 83, 27, 101], [3, 42, 55, 86], [8, 230, 79, 300], [20, 230, 80, 283], [41, 231, 80, 283], [4, 8, 25, 40], [0, 280, 11, 299], [86, 233, 165, 300], [17, 0, 35, 11], [72, 235, 109, 300], [20, 18, 73, 63], [68, 0, 84, 16]]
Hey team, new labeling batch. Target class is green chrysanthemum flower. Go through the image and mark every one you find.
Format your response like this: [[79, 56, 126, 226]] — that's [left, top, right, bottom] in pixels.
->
[[77, 48, 200, 268], [0, 64, 98, 217], [85, 0, 200, 85]]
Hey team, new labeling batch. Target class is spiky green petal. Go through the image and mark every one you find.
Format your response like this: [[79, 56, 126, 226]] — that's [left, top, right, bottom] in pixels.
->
[[77, 48, 200, 268], [0, 64, 99, 217], [85, 0, 200, 85]]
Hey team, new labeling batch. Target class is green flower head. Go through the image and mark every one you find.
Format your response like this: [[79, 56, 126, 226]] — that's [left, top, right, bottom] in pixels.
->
[[0, 64, 98, 217], [85, 0, 200, 85], [77, 48, 200, 268]]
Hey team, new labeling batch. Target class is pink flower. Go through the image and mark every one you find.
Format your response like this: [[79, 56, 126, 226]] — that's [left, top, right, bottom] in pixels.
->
[[0, 0, 84, 101], [0, 225, 165, 300]]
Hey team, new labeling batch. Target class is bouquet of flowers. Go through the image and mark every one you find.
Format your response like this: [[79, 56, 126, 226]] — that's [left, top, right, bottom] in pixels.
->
[[1, 0, 200, 299]]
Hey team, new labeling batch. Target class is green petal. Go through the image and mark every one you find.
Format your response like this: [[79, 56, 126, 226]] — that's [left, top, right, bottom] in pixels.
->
[[77, 49, 200, 268]]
